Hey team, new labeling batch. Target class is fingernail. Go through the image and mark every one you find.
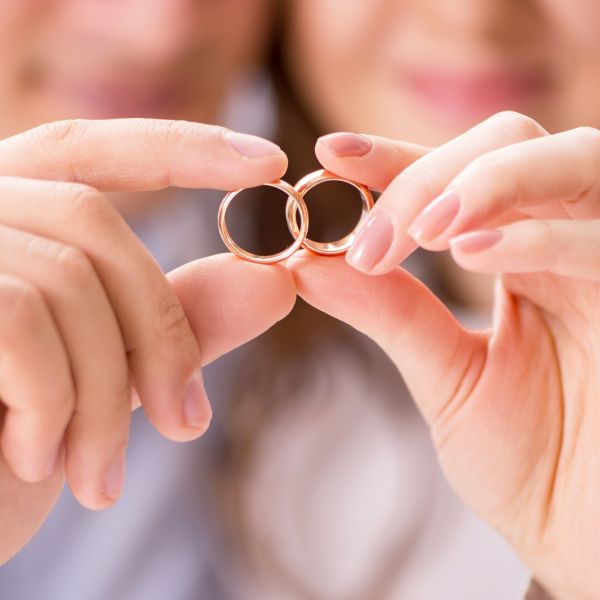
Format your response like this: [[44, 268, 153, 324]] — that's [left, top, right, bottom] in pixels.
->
[[450, 230, 503, 253], [183, 373, 212, 429], [408, 190, 461, 243], [104, 449, 126, 500], [346, 213, 394, 272], [318, 132, 372, 157], [225, 130, 282, 159], [43, 440, 64, 478]]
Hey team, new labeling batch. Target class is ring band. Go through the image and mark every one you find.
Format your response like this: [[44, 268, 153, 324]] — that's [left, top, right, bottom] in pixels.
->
[[218, 180, 309, 264], [217, 170, 373, 263], [287, 169, 374, 255]]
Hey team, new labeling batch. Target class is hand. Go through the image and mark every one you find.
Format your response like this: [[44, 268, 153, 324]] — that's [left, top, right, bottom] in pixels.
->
[[290, 112, 600, 600], [0, 119, 296, 564]]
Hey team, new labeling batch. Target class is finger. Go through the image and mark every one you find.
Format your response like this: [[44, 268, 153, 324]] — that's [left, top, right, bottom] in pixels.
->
[[0, 274, 73, 483], [0, 177, 204, 444], [315, 132, 430, 192], [287, 252, 486, 425], [449, 219, 600, 282], [0, 424, 65, 566], [343, 111, 549, 275], [410, 127, 600, 250], [0, 225, 131, 509], [0, 119, 287, 191], [168, 254, 297, 367]]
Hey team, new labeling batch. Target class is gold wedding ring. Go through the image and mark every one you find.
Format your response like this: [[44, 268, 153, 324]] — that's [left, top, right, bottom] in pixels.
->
[[218, 180, 309, 265], [218, 169, 374, 264], [288, 169, 374, 255]]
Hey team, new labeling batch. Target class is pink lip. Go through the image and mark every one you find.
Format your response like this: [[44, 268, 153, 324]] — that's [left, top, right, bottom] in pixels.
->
[[48, 76, 184, 119], [401, 67, 551, 121]]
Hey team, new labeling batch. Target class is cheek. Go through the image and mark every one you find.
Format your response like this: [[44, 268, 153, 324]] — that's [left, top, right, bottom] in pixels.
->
[[0, 2, 42, 49], [289, 0, 382, 92], [307, 0, 371, 44], [540, 0, 600, 49], [0, 2, 45, 89]]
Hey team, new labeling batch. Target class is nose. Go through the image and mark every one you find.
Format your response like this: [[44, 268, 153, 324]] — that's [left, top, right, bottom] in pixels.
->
[[417, 0, 536, 43], [64, 0, 203, 67], [432, 0, 503, 34]]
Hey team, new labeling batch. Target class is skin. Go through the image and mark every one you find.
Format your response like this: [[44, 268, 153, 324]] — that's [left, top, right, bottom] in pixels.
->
[[0, 0, 293, 564], [0, 0, 276, 214], [0, 0, 274, 134], [2, 3, 600, 600], [285, 1, 600, 598], [286, 0, 600, 145], [0, 118, 295, 564]]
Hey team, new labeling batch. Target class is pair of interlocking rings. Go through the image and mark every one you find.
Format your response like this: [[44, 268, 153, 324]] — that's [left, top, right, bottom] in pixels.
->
[[218, 169, 375, 264]]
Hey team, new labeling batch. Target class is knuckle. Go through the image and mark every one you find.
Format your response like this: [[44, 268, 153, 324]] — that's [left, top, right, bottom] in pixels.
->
[[0, 277, 45, 337], [140, 119, 196, 151], [163, 119, 214, 145], [29, 119, 88, 154], [140, 120, 210, 182], [74, 378, 131, 419], [42, 376, 76, 418], [16, 232, 95, 290], [54, 245, 95, 287], [527, 220, 558, 270], [163, 119, 199, 144], [0, 277, 75, 415], [45, 179, 89, 199], [154, 294, 192, 341], [527, 220, 554, 252], [462, 151, 507, 185], [396, 162, 436, 199], [489, 111, 546, 140], [49, 182, 127, 241], [66, 184, 118, 228], [135, 119, 216, 188]]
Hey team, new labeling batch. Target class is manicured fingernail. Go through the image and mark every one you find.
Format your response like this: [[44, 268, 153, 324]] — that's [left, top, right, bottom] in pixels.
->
[[450, 230, 503, 253], [43, 440, 64, 478], [346, 212, 394, 272], [183, 373, 212, 430], [408, 190, 461, 243], [104, 449, 126, 500], [318, 132, 372, 157], [224, 130, 282, 159]]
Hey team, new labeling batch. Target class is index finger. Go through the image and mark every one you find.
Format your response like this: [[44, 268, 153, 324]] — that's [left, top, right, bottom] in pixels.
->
[[316, 132, 429, 192], [0, 119, 288, 191], [342, 111, 548, 275]]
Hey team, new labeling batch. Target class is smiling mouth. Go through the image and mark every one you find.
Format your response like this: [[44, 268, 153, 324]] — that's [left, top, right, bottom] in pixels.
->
[[47, 76, 187, 119], [400, 66, 553, 121]]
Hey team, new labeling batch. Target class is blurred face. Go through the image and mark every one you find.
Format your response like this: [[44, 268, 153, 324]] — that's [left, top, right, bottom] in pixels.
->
[[0, 0, 273, 135], [286, 0, 600, 145]]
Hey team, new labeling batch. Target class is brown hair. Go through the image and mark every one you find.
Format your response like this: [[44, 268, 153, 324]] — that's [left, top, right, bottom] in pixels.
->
[[206, 43, 424, 597]]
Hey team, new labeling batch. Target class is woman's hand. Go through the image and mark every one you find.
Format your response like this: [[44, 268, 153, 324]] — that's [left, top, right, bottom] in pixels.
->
[[0, 119, 296, 564], [290, 112, 600, 600]]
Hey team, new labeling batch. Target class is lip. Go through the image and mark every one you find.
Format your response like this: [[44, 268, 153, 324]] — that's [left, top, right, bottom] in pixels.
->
[[399, 66, 552, 121], [46, 75, 185, 119]]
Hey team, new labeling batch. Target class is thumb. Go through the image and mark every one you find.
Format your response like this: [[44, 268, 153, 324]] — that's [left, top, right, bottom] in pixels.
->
[[169, 253, 297, 367], [287, 253, 486, 425]]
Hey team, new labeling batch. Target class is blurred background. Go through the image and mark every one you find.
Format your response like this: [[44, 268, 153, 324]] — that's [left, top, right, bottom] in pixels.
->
[[2, 0, 600, 598]]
